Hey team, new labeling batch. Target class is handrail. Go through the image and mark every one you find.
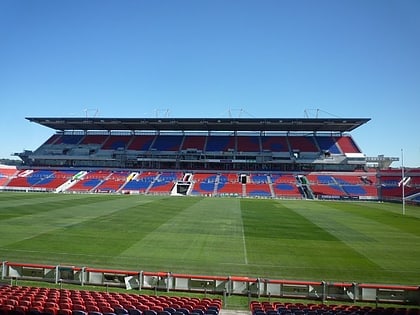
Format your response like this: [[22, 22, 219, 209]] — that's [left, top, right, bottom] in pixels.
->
[[1, 261, 419, 305]]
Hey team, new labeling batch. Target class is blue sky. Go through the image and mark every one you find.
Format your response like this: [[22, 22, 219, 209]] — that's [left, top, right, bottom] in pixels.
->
[[1, 0, 419, 167]]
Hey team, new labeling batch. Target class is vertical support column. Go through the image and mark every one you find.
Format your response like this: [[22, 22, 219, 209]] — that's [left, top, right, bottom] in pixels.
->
[[166, 272, 170, 292], [352, 282, 357, 302], [1, 261, 6, 280], [138, 271, 143, 291], [322, 281, 327, 303], [257, 278, 261, 299], [81, 267, 86, 286], [55, 265, 59, 284]]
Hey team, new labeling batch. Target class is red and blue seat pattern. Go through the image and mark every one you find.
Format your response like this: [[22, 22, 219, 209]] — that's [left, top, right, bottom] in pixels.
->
[[191, 174, 217, 196], [250, 300, 419, 315], [0, 285, 221, 315]]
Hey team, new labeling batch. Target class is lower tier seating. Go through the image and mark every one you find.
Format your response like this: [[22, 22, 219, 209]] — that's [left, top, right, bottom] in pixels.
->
[[0, 285, 222, 315], [0, 167, 18, 186], [250, 300, 419, 315], [5, 170, 78, 191], [306, 172, 378, 199], [1, 166, 418, 201], [190, 174, 217, 196]]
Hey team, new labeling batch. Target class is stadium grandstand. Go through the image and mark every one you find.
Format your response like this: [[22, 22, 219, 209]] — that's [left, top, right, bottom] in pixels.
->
[[0, 116, 419, 204]]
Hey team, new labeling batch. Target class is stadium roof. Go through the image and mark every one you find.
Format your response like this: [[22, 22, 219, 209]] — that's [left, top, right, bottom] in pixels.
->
[[26, 117, 370, 133]]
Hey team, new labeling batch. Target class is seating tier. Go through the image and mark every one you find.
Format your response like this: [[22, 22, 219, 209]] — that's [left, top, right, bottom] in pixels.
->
[[250, 300, 414, 315], [0, 285, 221, 315], [0, 167, 18, 186], [191, 174, 217, 196], [121, 172, 159, 193]]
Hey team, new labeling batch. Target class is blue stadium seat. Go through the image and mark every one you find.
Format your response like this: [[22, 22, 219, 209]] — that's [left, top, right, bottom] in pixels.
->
[[115, 308, 129, 315], [316, 136, 341, 154]]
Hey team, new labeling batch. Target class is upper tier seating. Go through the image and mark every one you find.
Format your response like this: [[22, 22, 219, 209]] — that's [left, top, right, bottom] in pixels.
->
[[36, 133, 363, 163], [56, 134, 84, 145], [260, 136, 289, 152], [289, 136, 319, 153], [237, 136, 261, 152], [43, 134, 62, 145], [80, 135, 108, 145], [335, 135, 361, 153], [315, 136, 341, 154], [102, 135, 133, 150], [127, 135, 155, 151], [151, 135, 183, 151], [205, 136, 235, 152], [181, 135, 206, 151]]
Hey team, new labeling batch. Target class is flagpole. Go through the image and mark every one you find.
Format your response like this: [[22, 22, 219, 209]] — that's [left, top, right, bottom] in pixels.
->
[[401, 149, 405, 215]]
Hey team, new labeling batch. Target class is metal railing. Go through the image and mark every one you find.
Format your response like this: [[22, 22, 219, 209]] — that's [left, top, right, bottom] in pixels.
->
[[1, 261, 419, 305]]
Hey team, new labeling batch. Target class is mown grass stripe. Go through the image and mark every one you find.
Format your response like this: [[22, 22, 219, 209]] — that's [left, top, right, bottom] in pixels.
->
[[0, 195, 165, 261], [282, 200, 420, 283], [0, 193, 418, 284], [329, 201, 420, 236], [241, 199, 382, 281], [116, 198, 247, 274], [0, 193, 123, 221]]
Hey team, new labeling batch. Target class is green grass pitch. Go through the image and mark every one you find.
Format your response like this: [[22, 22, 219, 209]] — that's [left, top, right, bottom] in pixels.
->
[[0, 192, 419, 285]]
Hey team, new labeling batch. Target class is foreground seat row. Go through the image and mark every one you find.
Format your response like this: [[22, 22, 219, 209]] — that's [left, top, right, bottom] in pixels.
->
[[250, 301, 420, 315], [0, 285, 221, 315]]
